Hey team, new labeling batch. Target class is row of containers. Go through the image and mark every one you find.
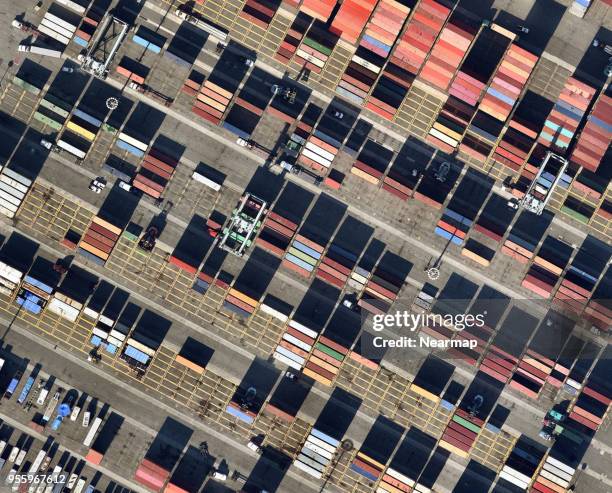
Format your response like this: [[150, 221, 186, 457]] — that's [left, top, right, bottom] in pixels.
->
[[532, 454, 576, 493], [239, 0, 280, 30], [38, 4, 77, 47], [34, 91, 71, 133], [273, 319, 317, 371], [435, 207, 470, 246], [72, 3, 104, 47], [0, 168, 32, 220], [498, 439, 545, 490], [191, 80, 233, 125], [569, 93, 611, 172], [438, 408, 483, 458], [283, 234, 324, 277], [357, 264, 402, 315], [116, 59, 146, 86], [350, 140, 394, 185], [461, 43, 538, 159], [289, 22, 337, 76], [132, 25, 165, 55], [428, 25, 515, 153], [568, 347, 611, 432], [115, 131, 148, 159], [330, 0, 378, 45], [134, 147, 179, 200], [256, 211, 299, 257], [336, 0, 410, 112], [537, 77, 596, 152], [77, 215, 123, 265], [522, 236, 571, 298], [294, 427, 340, 479], [298, 128, 340, 173], [222, 287, 259, 319], [57, 106, 105, 160], [315, 244, 360, 289]]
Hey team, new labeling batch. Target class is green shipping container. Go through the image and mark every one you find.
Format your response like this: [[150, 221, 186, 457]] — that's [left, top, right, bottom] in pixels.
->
[[315, 342, 344, 362], [452, 415, 482, 434], [302, 37, 332, 56]]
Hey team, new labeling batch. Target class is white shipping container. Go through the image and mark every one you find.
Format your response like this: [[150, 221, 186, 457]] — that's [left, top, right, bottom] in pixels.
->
[[48, 297, 80, 321], [429, 127, 458, 147], [302, 148, 331, 167], [28, 450, 46, 473], [57, 139, 86, 159], [0, 197, 19, 214], [305, 435, 336, 455], [385, 467, 415, 487], [125, 338, 156, 356], [0, 180, 26, 199], [305, 142, 335, 162], [82, 307, 99, 320], [43, 12, 77, 32], [2, 168, 31, 186], [0, 174, 29, 193], [37, 25, 70, 45], [293, 459, 322, 479], [55, 0, 86, 14], [546, 456, 575, 475], [118, 133, 148, 152], [282, 333, 312, 352], [274, 344, 305, 364], [295, 49, 325, 68], [0, 189, 23, 207], [543, 462, 573, 482], [272, 351, 302, 370], [288, 320, 318, 339], [83, 416, 103, 447], [92, 327, 108, 339], [0, 206, 15, 219], [109, 329, 126, 341], [260, 304, 288, 322], [192, 171, 221, 191], [0, 263, 23, 283], [40, 18, 74, 39], [540, 469, 570, 488]]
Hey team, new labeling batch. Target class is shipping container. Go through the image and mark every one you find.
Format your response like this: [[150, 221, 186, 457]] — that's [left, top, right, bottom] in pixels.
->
[[569, 93, 611, 172]]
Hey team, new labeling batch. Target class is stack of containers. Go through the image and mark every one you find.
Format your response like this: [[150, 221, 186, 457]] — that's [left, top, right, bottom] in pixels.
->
[[338, 0, 409, 114], [330, 0, 378, 45], [538, 77, 596, 151], [315, 245, 355, 289], [358, 266, 400, 315], [0, 168, 32, 219], [255, 211, 298, 257], [584, 274, 611, 332], [191, 80, 232, 125], [461, 239, 495, 267], [223, 287, 258, 318], [477, 44, 538, 123], [16, 274, 55, 315], [435, 208, 470, 246], [462, 44, 538, 160], [493, 115, 540, 172], [298, 131, 339, 173], [276, 14, 312, 65], [63, 107, 102, 155], [546, 336, 584, 389], [300, 0, 336, 22], [273, 319, 316, 371], [502, 223, 541, 265], [295, 25, 336, 75], [375, 0, 452, 119], [303, 336, 346, 386], [34, 93, 70, 131], [78, 216, 122, 265], [240, 0, 280, 29], [294, 428, 339, 479], [133, 148, 178, 200], [522, 236, 571, 299], [570, 94, 611, 172], [134, 459, 170, 493], [283, 234, 323, 277], [350, 140, 394, 185], [39, 9, 76, 46], [418, 13, 478, 92], [499, 443, 543, 490], [532, 455, 575, 493], [348, 265, 369, 293], [378, 467, 415, 493], [0, 261, 24, 297], [132, 27, 165, 54], [226, 396, 257, 424], [439, 409, 483, 458], [553, 268, 595, 315], [569, 358, 611, 432], [181, 71, 204, 97], [48, 290, 83, 322], [73, 6, 103, 47], [115, 131, 148, 158], [115, 60, 146, 85], [350, 451, 384, 482], [429, 25, 513, 151]]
